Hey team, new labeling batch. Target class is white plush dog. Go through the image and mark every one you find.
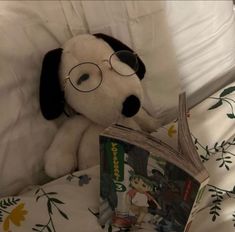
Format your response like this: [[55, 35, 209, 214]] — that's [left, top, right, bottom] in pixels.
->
[[40, 34, 161, 178]]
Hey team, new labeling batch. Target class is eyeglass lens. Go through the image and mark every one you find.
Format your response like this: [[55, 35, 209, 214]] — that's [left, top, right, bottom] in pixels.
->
[[69, 63, 102, 92], [110, 50, 139, 76]]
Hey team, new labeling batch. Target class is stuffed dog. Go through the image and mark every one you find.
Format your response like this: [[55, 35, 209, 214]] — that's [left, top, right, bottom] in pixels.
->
[[40, 33, 161, 178]]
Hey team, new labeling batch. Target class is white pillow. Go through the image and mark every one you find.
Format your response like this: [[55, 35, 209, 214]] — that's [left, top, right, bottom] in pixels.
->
[[165, 1, 235, 107], [0, 1, 87, 196]]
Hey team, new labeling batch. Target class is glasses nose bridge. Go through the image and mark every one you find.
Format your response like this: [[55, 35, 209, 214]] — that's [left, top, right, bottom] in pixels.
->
[[100, 59, 111, 70]]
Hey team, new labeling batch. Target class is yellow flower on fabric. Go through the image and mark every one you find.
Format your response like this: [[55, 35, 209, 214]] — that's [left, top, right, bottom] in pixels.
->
[[168, 124, 177, 138], [3, 203, 28, 231]]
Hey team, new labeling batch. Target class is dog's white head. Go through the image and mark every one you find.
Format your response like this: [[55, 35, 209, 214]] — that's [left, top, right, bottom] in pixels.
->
[[40, 34, 146, 127]]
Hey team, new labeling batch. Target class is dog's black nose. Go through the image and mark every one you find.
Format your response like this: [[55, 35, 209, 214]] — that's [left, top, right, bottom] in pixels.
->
[[122, 95, 141, 117]]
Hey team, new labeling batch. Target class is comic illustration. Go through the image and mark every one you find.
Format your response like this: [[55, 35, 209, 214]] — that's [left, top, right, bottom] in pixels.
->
[[100, 137, 200, 232]]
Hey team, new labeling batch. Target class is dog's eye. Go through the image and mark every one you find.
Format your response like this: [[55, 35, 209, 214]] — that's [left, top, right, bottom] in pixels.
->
[[69, 63, 102, 92], [77, 74, 90, 85]]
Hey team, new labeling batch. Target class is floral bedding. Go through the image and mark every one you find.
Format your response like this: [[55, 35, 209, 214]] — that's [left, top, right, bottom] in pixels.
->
[[1, 81, 235, 232]]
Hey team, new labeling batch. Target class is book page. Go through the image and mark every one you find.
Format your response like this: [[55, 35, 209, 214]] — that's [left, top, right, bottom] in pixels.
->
[[178, 93, 209, 182], [103, 124, 197, 178]]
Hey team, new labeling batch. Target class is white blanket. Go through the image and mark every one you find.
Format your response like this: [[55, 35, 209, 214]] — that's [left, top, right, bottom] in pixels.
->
[[1, 81, 235, 231]]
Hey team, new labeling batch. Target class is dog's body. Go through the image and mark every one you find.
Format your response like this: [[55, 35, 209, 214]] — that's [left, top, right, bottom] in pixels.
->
[[40, 34, 161, 178], [44, 109, 160, 178]]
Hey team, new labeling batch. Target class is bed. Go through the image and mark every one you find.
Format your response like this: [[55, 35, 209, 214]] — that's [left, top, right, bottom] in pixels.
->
[[0, 1, 235, 231]]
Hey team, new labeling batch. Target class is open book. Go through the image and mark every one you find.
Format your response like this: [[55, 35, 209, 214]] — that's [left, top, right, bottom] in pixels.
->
[[99, 93, 209, 232]]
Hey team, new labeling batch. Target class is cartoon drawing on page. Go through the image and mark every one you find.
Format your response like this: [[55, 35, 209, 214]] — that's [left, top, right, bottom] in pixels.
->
[[126, 171, 162, 226]]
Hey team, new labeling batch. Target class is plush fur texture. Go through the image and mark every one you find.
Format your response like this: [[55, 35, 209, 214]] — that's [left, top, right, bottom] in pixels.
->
[[40, 34, 161, 178]]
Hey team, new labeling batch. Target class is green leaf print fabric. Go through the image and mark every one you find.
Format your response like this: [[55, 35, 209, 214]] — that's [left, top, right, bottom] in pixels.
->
[[1, 82, 235, 232]]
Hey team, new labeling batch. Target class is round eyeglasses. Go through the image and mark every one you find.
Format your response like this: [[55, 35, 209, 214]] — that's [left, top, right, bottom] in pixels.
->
[[64, 50, 139, 92]]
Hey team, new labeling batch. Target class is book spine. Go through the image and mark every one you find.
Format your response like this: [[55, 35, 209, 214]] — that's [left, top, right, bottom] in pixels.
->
[[184, 177, 209, 232], [99, 137, 130, 228]]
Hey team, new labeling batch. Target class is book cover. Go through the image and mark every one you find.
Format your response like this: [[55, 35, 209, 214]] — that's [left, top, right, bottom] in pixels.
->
[[99, 136, 204, 232], [99, 93, 209, 231]]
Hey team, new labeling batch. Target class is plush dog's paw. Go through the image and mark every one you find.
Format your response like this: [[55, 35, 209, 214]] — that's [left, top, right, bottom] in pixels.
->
[[140, 116, 163, 133], [44, 151, 77, 179], [134, 108, 163, 133]]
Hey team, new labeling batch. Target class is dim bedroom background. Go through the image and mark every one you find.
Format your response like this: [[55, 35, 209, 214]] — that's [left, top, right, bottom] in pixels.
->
[[0, 1, 235, 232]]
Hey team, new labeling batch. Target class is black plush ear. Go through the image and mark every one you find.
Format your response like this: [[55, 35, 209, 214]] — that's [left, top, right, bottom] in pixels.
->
[[40, 48, 64, 120], [94, 33, 146, 80]]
